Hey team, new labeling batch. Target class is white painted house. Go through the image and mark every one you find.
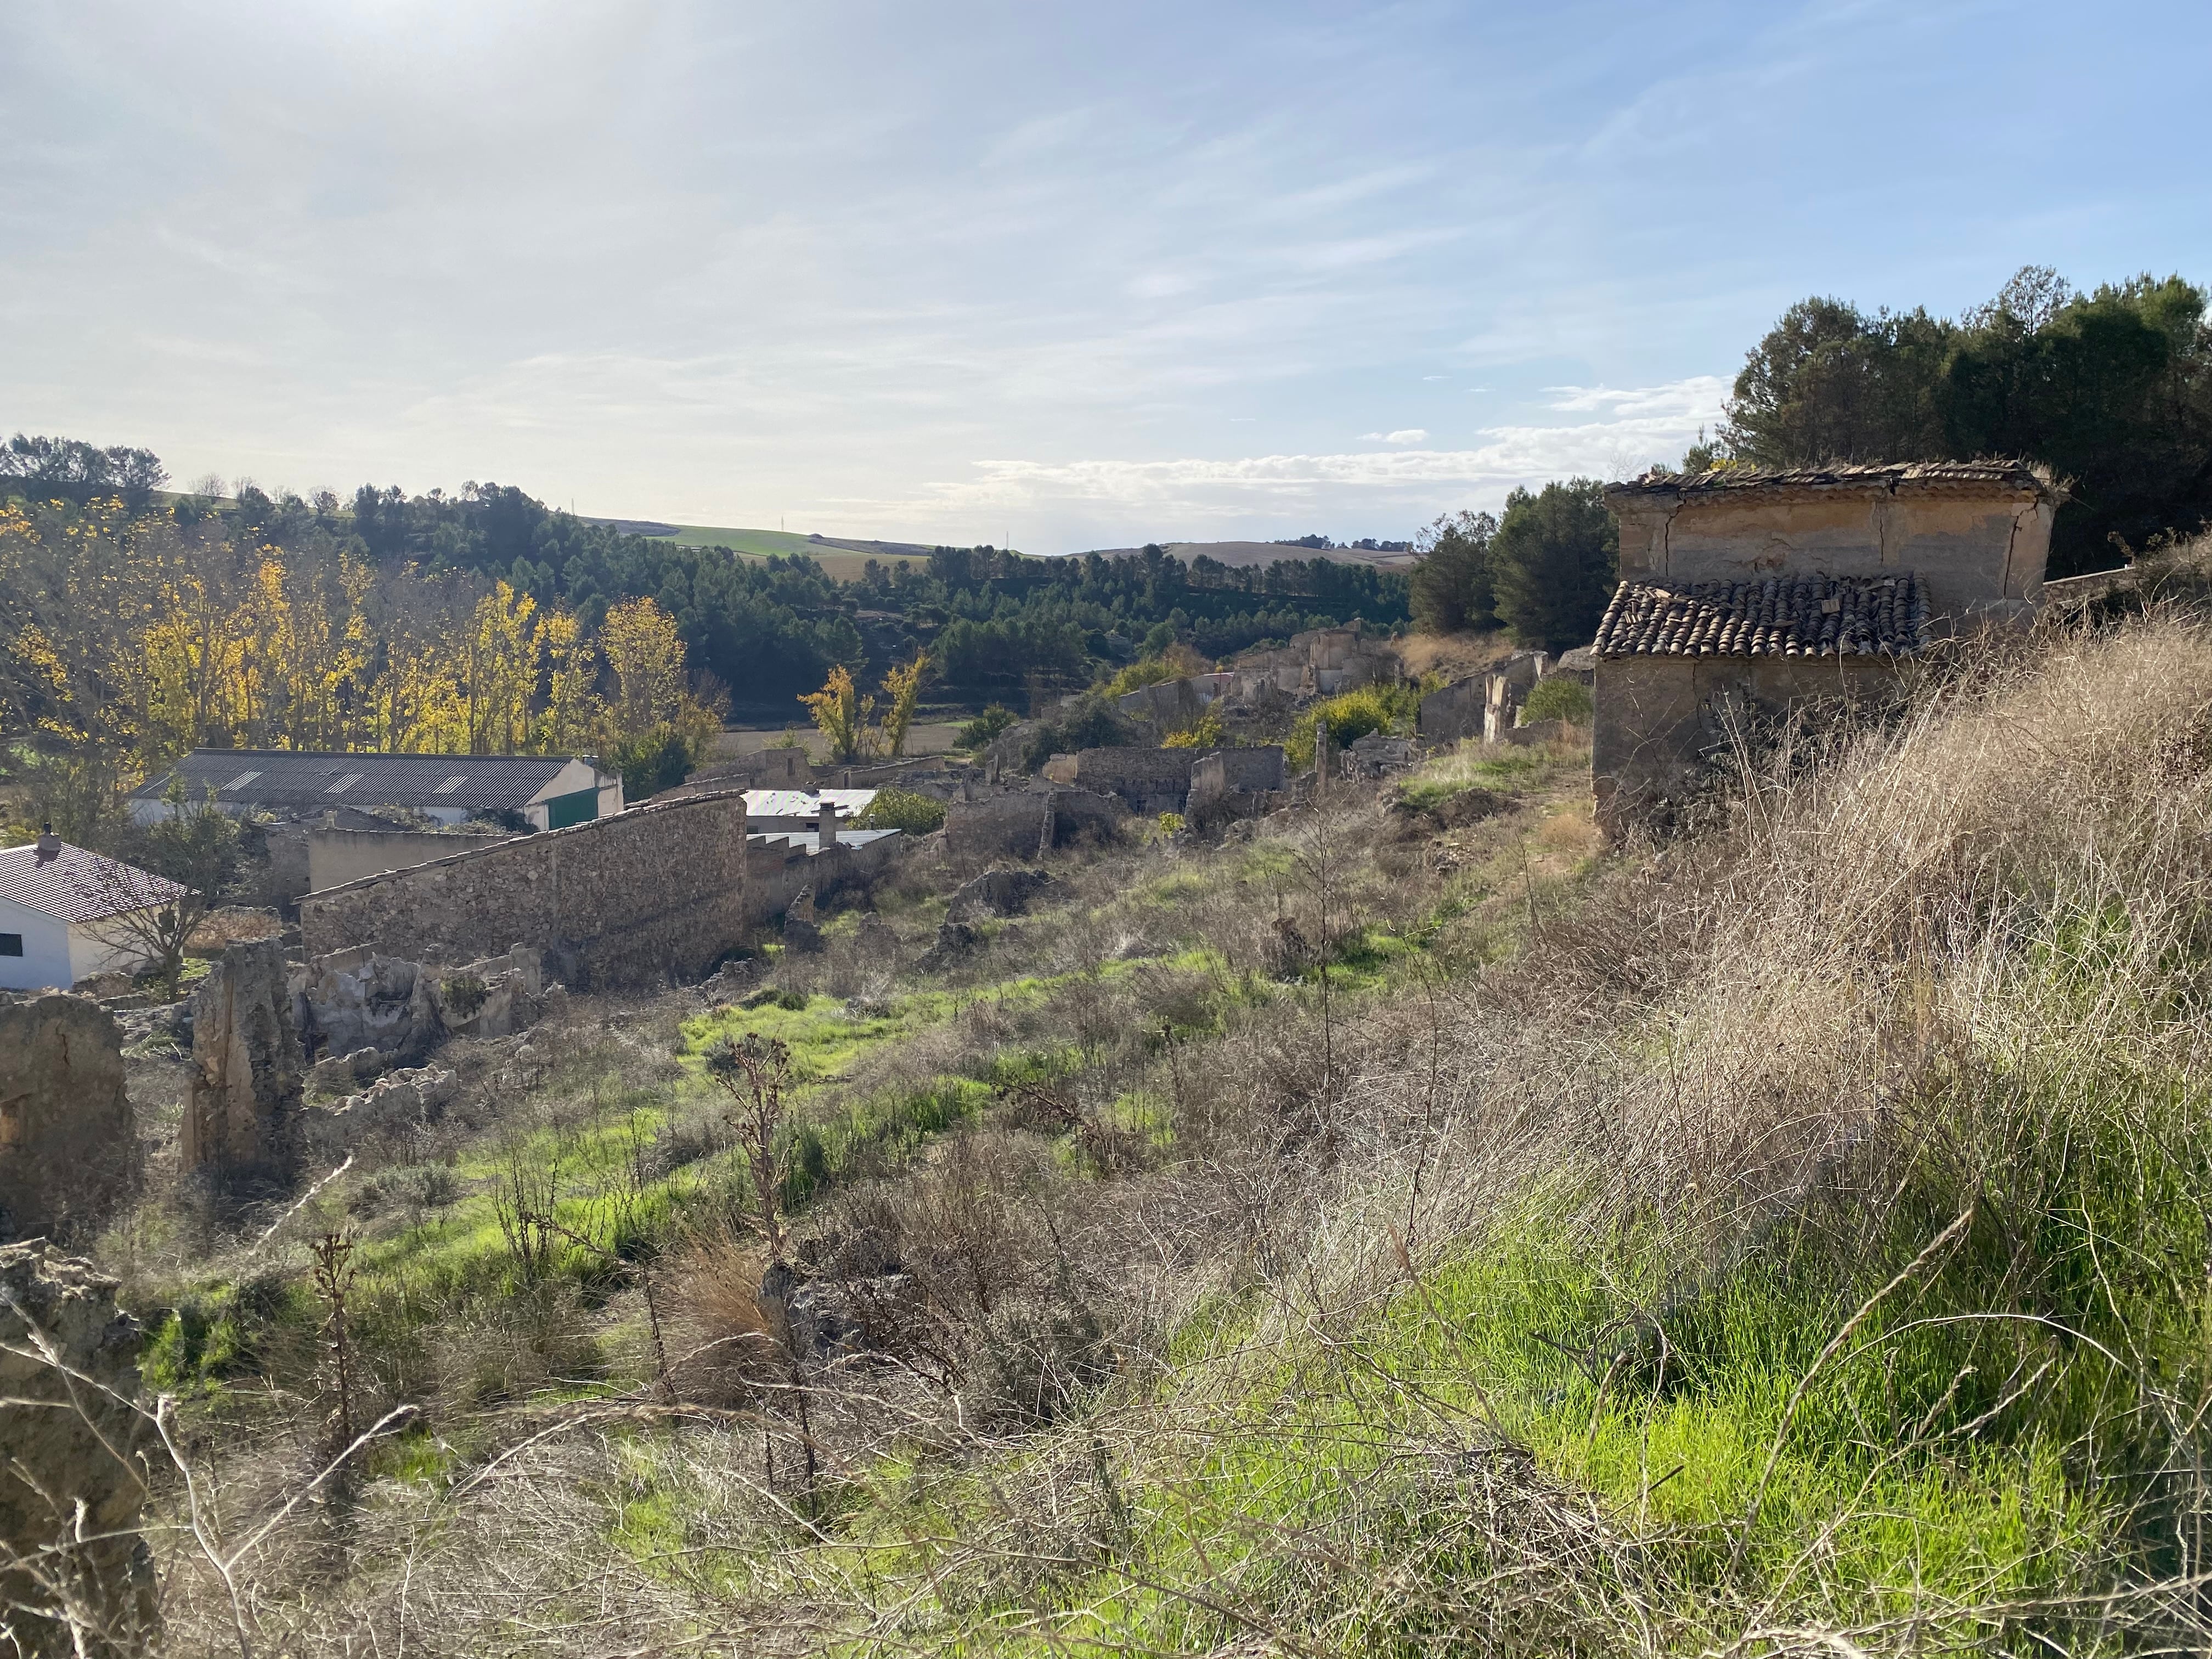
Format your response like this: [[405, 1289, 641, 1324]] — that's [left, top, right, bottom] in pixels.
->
[[0, 834, 189, 990]]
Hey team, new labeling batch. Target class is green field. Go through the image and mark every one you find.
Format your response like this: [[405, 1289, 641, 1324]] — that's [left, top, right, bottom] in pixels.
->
[[658, 523, 931, 582]]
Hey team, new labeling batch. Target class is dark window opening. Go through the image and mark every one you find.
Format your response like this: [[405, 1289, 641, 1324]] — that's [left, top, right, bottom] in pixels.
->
[[0, 934, 23, 957]]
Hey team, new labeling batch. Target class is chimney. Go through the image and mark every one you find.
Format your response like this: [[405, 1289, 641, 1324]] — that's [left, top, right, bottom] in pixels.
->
[[33, 822, 60, 864], [817, 797, 839, 849]]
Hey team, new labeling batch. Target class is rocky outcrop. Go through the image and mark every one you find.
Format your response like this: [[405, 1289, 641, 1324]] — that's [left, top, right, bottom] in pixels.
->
[[295, 943, 550, 1069], [0, 997, 136, 1244], [294, 947, 438, 1063], [184, 938, 302, 1181], [0, 1243, 154, 1655]]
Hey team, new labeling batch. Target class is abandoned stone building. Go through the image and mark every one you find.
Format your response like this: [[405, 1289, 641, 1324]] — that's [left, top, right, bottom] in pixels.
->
[[1593, 461, 2058, 829], [1040, 747, 1200, 816]]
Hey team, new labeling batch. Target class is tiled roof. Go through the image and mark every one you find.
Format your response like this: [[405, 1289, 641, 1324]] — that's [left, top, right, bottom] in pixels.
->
[[132, 750, 597, 812], [1593, 573, 1931, 659], [0, 842, 188, 922], [1606, 460, 2053, 499]]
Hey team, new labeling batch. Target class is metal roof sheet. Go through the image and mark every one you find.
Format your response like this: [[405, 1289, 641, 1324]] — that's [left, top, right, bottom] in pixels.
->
[[133, 750, 597, 812], [0, 842, 188, 922], [742, 788, 880, 820]]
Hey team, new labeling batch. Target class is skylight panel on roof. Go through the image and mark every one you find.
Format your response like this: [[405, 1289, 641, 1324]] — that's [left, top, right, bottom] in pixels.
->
[[326, 773, 365, 794], [221, 770, 262, 791], [433, 775, 469, 794]]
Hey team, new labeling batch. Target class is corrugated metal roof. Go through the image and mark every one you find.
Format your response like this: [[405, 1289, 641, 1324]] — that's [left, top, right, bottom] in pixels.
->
[[0, 842, 188, 922], [133, 750, 597, 812], [742, 788, 880, 820]]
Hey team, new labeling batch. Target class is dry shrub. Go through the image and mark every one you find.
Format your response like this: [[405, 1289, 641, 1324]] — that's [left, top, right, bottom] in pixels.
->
[[662, 1233, 780, 1404]]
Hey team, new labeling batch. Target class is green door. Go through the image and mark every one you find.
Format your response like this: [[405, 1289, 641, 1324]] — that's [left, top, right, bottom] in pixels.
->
[[544, 787, 599, 830]]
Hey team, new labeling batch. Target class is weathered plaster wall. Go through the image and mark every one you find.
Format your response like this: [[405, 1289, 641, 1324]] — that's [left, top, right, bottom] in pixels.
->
[[0, 995, 134, 1242], [307, 827, 510, 895], [1612, 484, 2055, 625], [300, 791, 747, 988], [1593, 653, 1902, 830]]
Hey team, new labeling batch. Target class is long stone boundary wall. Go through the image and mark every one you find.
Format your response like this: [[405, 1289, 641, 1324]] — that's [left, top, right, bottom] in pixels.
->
[[301, 791, 747, 988]]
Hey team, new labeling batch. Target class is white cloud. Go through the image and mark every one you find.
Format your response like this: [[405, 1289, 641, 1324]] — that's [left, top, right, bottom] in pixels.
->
[[1357, 428, 1427, 443], [846, 375, 1727, 545], [1542, 376, 1728, 417]]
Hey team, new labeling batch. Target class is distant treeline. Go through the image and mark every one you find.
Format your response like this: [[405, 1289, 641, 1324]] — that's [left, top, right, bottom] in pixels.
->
[[0, 459, 1411, 735], [858, 543, 1407, 697]]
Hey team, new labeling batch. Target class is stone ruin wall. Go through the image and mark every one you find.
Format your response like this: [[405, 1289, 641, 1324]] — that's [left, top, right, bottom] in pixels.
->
[[944, 788, 1122, 865], [1592, 651, 1903, 832], [1068, 747, 1199, 815], [743, 833, 907, 935], [1610, 483, 2056, 623], [185, 938, 303, 1182], [0, 996, 136, 1244], [299, 789, 748, 989]]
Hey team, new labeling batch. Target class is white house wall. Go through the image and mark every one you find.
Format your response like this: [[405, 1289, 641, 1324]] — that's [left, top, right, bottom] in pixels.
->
[[0, 895, 76, 990], [68, 917, 154, 984]]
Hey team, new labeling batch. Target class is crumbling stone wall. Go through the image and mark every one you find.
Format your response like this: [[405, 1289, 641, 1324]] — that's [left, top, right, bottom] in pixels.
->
[[944, 788, 1122, 864], [742, 833, 906, 933], [0, 1243, 154, 1655], [185, 938, 303, 1181], [298, 789, 748, 988], [1065, 748, 1198, 815], [1593, 652, 1900, 832], [1187, 747, 1286, 826], [0, 997, 135, 1244]]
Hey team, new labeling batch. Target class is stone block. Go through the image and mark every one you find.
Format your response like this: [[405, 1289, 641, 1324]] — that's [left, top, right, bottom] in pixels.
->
[[0, 996, 134, 1243]]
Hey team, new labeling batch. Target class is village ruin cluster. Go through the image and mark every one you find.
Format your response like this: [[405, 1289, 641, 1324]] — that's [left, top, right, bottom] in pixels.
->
[[0, 462, 2100, 1645]]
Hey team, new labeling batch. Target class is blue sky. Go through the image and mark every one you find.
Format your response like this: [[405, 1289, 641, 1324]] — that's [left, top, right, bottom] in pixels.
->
[[7, 1, 2210, 552]]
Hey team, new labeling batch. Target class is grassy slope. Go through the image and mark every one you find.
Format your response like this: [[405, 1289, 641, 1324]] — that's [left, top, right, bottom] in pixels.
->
[[654, 522, 929, 583], [119, 614, 2212, 1654]]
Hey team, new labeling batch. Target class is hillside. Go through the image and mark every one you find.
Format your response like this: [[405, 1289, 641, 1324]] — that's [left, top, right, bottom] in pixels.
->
[[1082, 538, 1419, 571], [26, 601, 2212, 1654]]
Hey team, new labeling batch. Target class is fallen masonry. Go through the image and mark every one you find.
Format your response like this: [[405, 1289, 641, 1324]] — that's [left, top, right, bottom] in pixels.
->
[[302, 1065, 458, 1160]]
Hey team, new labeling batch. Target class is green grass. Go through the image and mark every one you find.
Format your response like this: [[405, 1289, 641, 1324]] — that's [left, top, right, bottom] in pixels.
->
[[655, 523, 930, 582], [638, 926, 2201, 1653]]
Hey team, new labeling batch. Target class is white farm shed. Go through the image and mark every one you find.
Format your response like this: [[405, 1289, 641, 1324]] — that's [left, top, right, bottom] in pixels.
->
[[0, 837, 189, 990]]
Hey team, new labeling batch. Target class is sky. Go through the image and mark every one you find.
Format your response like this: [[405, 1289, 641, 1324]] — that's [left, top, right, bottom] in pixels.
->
[[7, 1, 2212, 555]]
